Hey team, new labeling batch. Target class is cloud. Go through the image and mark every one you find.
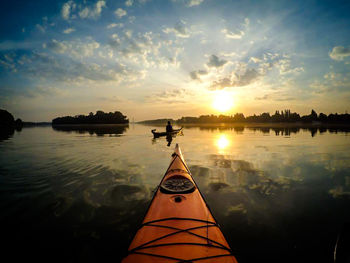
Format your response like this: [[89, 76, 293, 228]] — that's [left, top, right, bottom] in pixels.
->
[[125, 0, 133, 6], [207, 55, 227, 68], [190, 70, 208, 80], [129, 16, 136, 23], [147, 88, 195, 104], [36, 24, 46, 33], [310, 71, 350, 94], [44, 38, 100, 59], [163, 21, 190, 38], [249, 57, 262, 63], [44, 39, 68, 54], [243, 18, 250, 27], [249, 53, 304, 75], [61, 0, 75, 20], [107, 23, 124, 29], [35, 16, 55, 34], [254, 93, 296, 101], [106, 29, 182, 70], [221, 28, 245, 39], [221, 18, 249, 40], [220, 52, 238, 58], [255, 94, 269, 100], [211, 68, 260, 89], [108, 34, 121, 48], [324, 71, 340, 80], [172, 0, 204, 7], [14, 51, 133, 84], [187, 0, 204, 7], [329, 46, 350, 61], [63, 28, 75, 34], [0, 54, 17, 72], [115, 8, 127, 18], [275, 58, 304, 75], [25, 86, 69, 98], [120, 32, 153, 57], [79, 0, 106, 19]]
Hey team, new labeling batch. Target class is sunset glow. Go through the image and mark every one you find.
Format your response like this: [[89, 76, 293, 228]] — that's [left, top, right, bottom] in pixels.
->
[[212, 91, 234, 113], [0, 1, 350, 121]]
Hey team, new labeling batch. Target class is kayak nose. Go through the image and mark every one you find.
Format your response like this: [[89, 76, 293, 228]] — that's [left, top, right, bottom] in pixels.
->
[[174, 143, 183, 158]]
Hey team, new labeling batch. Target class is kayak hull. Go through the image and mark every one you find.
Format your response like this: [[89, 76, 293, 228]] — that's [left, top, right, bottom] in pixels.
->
[[151, 128, 183, 137], [122, 144, 237, 263]]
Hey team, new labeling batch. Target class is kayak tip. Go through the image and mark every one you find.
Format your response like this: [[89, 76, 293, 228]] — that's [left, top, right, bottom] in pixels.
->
[[174, 143, 183, 159]]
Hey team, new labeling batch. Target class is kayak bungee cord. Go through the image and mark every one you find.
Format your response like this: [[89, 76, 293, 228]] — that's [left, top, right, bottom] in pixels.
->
[[129, 218, 232, 252]]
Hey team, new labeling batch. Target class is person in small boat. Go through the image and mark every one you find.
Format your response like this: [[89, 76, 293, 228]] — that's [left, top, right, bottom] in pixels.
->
[[166, 121, 173, 133]]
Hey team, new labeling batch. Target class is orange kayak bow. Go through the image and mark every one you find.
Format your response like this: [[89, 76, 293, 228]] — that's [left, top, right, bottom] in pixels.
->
[[122, 144, 238, 263]]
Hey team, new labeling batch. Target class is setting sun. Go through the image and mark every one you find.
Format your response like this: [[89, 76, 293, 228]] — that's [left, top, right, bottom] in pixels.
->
[[212, 91, 234, 113]]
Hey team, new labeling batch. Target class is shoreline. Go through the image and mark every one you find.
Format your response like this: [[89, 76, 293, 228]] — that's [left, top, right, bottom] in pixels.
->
[[139, 122, 350, 128]]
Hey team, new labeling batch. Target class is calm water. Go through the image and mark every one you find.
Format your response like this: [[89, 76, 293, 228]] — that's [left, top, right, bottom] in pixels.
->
[[1, 124, 350, 263]]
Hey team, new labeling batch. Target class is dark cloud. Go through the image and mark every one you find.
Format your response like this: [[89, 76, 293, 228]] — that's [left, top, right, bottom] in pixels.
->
[[190, 69, 208, 80], [156, 88, 193, 98], [211, 68, 259, 89], [207, 55, 227, 68], [255, 93, 296, 101], [329, 46, 350, 61], [255, 94, 269, 100], [163, 21, 190, 38]]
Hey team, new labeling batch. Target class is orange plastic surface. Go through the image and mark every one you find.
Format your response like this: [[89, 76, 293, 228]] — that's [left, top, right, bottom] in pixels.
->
[[122, 145, 238, 263]]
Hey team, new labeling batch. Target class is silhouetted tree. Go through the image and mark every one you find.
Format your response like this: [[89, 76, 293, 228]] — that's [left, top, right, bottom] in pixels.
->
[[232, 113, 245, 122], [52, 111, 129, 125], [0, 109, 15, 127], [319, 113, 327, 122]]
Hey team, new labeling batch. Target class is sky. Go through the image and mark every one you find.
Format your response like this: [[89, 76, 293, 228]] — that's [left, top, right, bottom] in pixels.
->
[[0, 0, 350, 122]]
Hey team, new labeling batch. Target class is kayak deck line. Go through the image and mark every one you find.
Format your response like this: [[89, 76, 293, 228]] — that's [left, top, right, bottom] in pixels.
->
[[122, 144, 238, 263], [141, 217, 217, 226], [131, 218, 231, 251], [130, 251, 235, 262]]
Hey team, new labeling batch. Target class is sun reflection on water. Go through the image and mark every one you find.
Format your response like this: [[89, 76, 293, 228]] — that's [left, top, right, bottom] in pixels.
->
[[216, 134, 230, 152]]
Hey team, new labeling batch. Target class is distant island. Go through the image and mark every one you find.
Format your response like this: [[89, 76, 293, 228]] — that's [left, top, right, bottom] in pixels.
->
[[0, 109, 23, 140], [52, 110, 129, 125], [0, 109, 23, 129], [139, 110, 350, 125]]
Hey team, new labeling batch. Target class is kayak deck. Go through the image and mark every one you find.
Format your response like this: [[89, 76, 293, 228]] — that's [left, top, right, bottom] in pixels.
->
[[122, 144, 237, 263]]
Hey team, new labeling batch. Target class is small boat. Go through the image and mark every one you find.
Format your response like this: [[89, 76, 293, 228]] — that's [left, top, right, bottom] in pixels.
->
[[151, 127, 183, 137], [122, 144, 238, 263]]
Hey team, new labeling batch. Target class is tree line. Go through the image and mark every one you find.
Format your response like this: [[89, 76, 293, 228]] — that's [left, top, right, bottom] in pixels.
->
[[52, 110, 129, 125], [177, 110, 350, 124], [140, 110, 349, 124]]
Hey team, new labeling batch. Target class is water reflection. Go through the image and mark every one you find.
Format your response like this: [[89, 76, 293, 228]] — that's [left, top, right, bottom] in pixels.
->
[[216, 134, 230, 152], [52, 124, 129, 136], [189, 152, 350, 263], [182, 124, 350, 136], [0, 126, 15, 141], [1, 124, 350, 263], [194, 154, 291, 196], [151, 131, 183, 147]]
